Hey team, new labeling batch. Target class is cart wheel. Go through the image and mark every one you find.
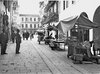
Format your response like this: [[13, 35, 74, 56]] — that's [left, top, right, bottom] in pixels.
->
[[79, 61, 83, 64], [51, 47, 55, 50], [96, 59, 100, 64]]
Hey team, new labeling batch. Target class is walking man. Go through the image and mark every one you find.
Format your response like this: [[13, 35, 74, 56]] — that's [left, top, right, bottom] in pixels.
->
[[0, 29, 8, 55], [15, 29, 21, 54]]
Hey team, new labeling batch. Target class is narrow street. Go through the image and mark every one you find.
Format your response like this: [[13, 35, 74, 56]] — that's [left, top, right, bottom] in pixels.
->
[[0, 35, 100, 74]]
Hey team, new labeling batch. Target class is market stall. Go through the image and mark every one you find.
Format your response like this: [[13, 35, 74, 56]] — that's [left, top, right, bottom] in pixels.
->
[[55, 12, 100, 64]]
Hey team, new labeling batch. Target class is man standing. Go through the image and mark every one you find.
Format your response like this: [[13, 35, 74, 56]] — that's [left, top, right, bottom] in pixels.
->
[[22, 32, 25, 40], [25, 31, 29, 40], [0, 29, 8, 55], [11, 30, 15, 43], [3, 12, 8, 26], [15, 29, 21, 54]]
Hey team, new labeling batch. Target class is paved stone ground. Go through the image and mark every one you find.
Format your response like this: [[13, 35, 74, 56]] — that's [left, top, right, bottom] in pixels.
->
[[0, 40, 51, 74], [0, 35, 100, 74]]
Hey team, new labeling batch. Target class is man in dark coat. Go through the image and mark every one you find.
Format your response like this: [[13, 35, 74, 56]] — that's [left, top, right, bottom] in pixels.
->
[[3, 12, 8, 26], [15, 29, 21, 54], [11, 30, 15, 43], [25, 31, 29, 40], [22, 32, 25, 40], [0, 29, 8, 55]]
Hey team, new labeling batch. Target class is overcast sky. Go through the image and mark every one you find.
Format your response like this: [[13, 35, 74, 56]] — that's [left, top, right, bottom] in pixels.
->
[[18, 0, 41, 14]]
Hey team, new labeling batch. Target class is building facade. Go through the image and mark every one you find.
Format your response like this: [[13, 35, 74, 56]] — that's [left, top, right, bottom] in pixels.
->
[[39, 0, 100, 42], [39, 0, 59, 37], [0, 0, 18, 40], [19, 14, 41, 34], [58, 0, 100, 42]]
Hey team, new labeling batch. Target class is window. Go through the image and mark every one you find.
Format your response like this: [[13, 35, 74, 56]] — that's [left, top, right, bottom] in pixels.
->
[[53, 5, 54, 12], [26, 24, 28, 28], [30, 24, 32, 28], [30, 18, 32, 21], [25, 18, 28, 21], [54, 4, 57, 13], [66, 1, 68, 8], [22, 18, 24, 21], [63, 1, 65, 10], [34, 18, 36, 21], [72, 0, 75, 4], [34, 24, 36, 28], [38, 24, 39, 28], [22, 24, 24, 28]]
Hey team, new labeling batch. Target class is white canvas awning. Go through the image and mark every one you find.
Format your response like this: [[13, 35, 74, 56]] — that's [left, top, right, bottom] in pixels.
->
[[57, 12, 99, 34]]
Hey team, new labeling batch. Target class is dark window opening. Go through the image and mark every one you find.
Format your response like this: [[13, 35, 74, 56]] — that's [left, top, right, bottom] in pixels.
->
[[30, 24, 32, 28], [63, 1, 65, 10], [34, 24, 36, 28], [26, 24, 28, 28]]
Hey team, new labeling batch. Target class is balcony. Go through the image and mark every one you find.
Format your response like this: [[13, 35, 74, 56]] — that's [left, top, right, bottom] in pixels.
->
[[44, 1, 56, 12], [41, 12, 59, 24], [3, 0, 13, 11]]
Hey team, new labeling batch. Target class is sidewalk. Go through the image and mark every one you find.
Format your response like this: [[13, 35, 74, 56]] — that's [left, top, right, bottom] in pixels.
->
[[0, 41, 51, 74]]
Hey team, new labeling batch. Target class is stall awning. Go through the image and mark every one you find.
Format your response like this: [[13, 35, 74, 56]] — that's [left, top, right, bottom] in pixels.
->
[[76, 13, 99, 28], [57, 12, 100, 34], [57, 16, 78, 34]]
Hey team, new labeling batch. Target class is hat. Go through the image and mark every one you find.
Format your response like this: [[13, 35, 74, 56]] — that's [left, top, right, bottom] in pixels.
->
[[17, 29, 20, 33]]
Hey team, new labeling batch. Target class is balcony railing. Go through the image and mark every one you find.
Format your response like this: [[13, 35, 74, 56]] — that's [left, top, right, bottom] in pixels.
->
[[44, 1, 56, 12], [41, 12, 59, 24]]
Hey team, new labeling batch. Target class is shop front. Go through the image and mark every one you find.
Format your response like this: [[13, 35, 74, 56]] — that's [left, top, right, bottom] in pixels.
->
[[57, 12, 99, 42]]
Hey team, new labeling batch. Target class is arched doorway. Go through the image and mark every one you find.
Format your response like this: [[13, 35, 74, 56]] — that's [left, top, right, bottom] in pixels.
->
[[93, 5, 100, 55], [93, 5, 100, 41], [93, 6, 100, 24]]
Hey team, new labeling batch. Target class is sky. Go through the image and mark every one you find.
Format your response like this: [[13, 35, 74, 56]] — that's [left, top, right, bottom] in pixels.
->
[[18, 0, 41, 15]]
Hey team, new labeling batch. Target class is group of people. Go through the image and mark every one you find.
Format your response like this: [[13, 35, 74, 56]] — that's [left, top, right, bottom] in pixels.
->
[[0, 29, 21, 55], [22, 31, 34, 40], [22, 31, 29, 40]]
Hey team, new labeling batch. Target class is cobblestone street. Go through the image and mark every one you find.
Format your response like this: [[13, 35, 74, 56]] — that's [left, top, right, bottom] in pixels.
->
[[1, 0, 100, 74], [0, 35, 100, 74]]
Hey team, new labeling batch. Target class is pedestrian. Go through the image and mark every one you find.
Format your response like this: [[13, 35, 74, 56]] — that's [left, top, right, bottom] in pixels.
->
[[22, 32, 25, 40], [11, 30, 15, 43], [30, 33, 34, 40], [0, 29, 8, 55], [15, 29, 21, 54], [25, 31, 29, 40], [3, 12, 8, 26]]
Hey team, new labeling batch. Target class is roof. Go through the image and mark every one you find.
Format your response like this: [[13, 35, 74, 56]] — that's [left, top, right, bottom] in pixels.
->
[[19, 14, 40, 17]]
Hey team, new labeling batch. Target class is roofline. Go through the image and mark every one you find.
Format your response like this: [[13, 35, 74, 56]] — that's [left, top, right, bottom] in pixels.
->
[[19, 14, 40, 17]]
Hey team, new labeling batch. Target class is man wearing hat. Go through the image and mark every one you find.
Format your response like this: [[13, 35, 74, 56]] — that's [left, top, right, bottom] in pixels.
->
[[15, 29, 21, 54], [0, 29, 8, 55]]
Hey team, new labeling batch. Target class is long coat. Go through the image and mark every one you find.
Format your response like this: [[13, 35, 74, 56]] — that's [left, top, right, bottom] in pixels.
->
[[0, 32, 8, 45], [16, 33, 21, 44]]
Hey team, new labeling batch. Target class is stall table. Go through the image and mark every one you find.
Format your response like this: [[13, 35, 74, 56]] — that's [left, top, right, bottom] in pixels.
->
[[53, 40, 65, 50]]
